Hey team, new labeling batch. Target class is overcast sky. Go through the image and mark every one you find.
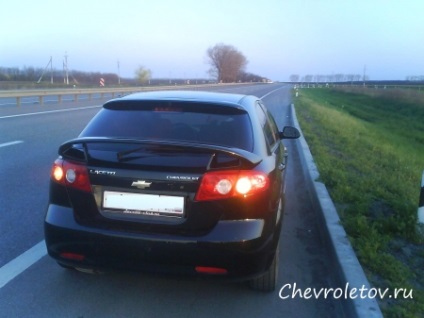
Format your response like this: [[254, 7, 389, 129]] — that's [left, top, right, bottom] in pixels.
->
[[1, 0, 423, 81]]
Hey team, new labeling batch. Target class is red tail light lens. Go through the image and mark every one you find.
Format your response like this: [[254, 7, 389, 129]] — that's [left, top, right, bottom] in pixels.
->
[[51, 159, 91, 192], [195, 170, 269, 201], [195, 266, 228, 275], [60, 252, 86, 261]]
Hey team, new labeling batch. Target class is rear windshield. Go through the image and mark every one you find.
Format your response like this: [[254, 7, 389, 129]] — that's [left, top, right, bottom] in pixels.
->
[[80, 101, 253, 151]]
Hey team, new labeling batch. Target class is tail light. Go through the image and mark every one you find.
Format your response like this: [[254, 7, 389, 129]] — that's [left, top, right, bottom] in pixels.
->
[[60, 252, 86, 261], [195, 266, 228, 275], [195, 170, 269, 201], [51, 158, 91, 192]]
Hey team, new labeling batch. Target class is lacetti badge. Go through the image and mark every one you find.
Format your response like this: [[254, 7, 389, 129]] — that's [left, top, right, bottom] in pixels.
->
[[89, 169, 116, 176], [131, 180, 152, 189]]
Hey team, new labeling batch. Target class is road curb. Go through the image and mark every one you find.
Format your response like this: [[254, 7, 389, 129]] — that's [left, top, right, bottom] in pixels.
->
[[290, 104, 383, 318]]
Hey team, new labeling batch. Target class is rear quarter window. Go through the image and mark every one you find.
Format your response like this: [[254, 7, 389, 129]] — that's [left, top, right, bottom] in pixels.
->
[[256, 102, 279, 147]]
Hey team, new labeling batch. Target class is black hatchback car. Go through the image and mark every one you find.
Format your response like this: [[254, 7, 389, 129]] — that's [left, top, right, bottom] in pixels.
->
[[44, 90, 300, 291]]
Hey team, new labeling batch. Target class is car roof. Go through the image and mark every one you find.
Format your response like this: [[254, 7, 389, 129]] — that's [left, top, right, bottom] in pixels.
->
[[114, 90, 257, 108]]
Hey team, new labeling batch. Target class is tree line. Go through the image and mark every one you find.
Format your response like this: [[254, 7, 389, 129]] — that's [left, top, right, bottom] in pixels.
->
[[405, 75, 424, 81], [0, 66, 119, 85], [289, 73, 367, 83], [290, 74, 424, 83], [1, 43, 268, 86]]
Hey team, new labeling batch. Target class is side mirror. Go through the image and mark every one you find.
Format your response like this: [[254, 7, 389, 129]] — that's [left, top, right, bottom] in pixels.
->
[[279, 126, 300, 139]]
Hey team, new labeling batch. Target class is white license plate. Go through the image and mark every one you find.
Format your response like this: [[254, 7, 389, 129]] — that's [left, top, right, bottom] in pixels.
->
[[103, 191, 184, 217]]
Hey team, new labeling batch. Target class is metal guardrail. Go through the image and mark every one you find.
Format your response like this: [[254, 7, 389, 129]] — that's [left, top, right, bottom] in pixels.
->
[[0, 86, 153, 107], [0, 83, 239, 107]]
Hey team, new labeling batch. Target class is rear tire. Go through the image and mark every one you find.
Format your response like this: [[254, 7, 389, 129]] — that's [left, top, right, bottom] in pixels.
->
[[249, 246, 279, 292], [57, 262, 103, 274], [57, 262, 75, 270]]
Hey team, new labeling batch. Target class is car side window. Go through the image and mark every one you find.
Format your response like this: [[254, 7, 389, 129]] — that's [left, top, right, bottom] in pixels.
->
[[266, 111, 280, 146], [256, 102, 278, 147]]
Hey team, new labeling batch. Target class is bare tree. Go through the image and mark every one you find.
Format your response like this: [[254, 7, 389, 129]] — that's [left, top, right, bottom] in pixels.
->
[[334, 73, 345, 82], [289, 74, 299, 82], [238, 71, 264, 82], [346, 74, 355, 82], [206, 43, 247, 83], [314, 74, 327, 83], [304, 74, 313, 82]]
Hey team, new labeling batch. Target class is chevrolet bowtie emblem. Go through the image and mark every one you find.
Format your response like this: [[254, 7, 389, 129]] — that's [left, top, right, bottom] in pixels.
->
[[131, 180, 152, 189]]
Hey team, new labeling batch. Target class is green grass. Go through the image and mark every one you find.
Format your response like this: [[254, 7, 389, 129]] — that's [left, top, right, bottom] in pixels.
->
[[294, 88, 424, 318]]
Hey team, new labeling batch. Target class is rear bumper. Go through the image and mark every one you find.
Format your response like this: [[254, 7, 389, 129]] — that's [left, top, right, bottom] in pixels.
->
[[44, 204, 280, 279]]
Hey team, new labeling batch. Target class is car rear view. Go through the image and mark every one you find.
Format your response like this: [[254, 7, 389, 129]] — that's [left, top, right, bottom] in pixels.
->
[[45, 91, 299, 291]]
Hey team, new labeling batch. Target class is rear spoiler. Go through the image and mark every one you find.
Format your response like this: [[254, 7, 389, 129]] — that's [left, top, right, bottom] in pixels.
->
[[58, 137, 262, 169]]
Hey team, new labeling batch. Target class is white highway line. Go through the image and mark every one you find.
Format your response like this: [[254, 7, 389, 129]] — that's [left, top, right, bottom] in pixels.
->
[[0, 105, 101, 119], [0, 140, 24, 148], [0, 240, 47, 289], [260, 86, 288, 99]]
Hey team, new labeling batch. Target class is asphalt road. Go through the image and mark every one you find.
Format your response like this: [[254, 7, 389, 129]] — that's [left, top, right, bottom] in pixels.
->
[[0, 83, 343, 317]]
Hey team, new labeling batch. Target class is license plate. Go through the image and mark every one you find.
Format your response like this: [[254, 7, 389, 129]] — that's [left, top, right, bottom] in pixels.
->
[[103, 191, 184, 217]]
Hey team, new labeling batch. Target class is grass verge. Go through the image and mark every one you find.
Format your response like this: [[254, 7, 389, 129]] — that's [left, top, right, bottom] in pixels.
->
[[294, 87, 424, 317]]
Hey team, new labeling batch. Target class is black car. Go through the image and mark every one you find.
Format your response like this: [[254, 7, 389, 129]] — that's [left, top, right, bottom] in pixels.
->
[[44, 90, 300, 291]]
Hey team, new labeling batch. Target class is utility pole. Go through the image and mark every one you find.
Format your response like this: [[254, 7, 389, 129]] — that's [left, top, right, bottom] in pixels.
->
[[63, 52, 69, 85], [50, 56, 53, 84], [363, 65, 367, 85], [117, 60, 121, 85], [37, 56, 54, 84]]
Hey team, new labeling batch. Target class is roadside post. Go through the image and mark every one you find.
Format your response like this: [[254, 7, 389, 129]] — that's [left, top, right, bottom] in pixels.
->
[[417, 170, 424, 239]]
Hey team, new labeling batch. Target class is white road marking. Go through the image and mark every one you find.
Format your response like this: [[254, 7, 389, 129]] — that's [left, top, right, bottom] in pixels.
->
[[0, 240, 47, 289], [0, 140, 24, 148], [0, 105, 101, 119], [260, 86, 288, 99]]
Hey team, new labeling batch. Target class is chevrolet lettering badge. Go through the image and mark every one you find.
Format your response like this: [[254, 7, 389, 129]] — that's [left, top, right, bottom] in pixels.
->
[[131, 180, 152, 189]]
